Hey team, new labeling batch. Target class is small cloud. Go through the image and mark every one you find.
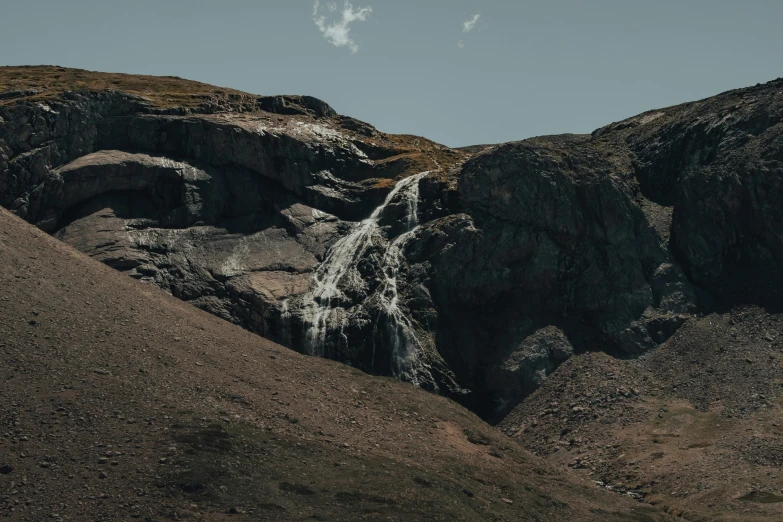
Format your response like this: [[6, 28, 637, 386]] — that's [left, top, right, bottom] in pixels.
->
[[462, 13, 480, 33], [313, 0, 372, 54], [457, 40, 465, 48]]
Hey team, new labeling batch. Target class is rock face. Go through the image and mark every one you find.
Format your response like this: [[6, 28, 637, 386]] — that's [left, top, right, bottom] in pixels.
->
[[594, 84, 783, 304], [0, 69, 466, 398], [401, 135, 696, 418], [489, 326, 574, 420], [2, 67, 782, 422]]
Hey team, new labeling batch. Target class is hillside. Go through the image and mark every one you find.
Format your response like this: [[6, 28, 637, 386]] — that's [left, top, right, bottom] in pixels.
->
[[500, 308, 783, 521], [3, 66, 783, 520], [0, 206, 669, 521]]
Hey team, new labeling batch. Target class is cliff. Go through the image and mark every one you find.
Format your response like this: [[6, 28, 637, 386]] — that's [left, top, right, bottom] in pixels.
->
[[2, 66, 783, 423]]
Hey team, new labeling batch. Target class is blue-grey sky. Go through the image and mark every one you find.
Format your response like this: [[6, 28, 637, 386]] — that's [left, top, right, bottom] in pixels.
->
[[2, 0, 782, 147]]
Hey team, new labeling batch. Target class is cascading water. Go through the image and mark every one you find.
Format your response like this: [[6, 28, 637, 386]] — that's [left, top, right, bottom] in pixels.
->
[[300, 171, 434, 386], [374, 229, 430, 386]]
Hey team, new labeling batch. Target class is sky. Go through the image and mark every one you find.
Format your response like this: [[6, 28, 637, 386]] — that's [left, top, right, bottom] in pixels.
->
[[1, 0, 782, 147]]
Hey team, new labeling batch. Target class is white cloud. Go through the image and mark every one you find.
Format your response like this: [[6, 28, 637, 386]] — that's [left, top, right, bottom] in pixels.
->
[[457, 40, 465, 48], [462, 13, 480, 33], [313, 0, 372, 54]]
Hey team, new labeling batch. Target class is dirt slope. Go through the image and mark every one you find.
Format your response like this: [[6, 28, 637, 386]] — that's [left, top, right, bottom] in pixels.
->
[[501, 308, 783, 521], [0, 206, 670, 521]]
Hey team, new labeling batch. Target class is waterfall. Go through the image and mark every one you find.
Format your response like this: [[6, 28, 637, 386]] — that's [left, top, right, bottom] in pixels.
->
[[375, 229, 428, 385], [300, 171, 432, 385]]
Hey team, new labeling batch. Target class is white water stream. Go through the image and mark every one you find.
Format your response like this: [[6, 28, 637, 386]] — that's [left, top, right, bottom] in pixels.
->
[[300, 171, 432, 384]]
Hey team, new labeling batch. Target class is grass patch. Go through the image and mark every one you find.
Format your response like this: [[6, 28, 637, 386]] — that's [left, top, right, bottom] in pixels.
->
[[0, 65, 249, 108], [174, 424, 233, 454], [738, 491, 783, 504], [464, 428, 492, 446], [155, 420, 508, 520]]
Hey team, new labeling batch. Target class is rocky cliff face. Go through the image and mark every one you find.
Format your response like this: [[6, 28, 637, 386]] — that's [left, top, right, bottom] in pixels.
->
[[2, 66, 782, 422]]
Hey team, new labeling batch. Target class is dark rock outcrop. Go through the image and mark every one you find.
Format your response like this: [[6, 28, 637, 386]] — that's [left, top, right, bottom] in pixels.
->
[[489, 326, 574, 421], [594, 80, 783, 305], [404, 135, 694, 418]]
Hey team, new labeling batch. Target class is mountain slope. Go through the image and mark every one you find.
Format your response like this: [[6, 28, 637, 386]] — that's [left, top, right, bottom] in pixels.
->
[[500, 307, 783, 521], [0, 206, 670, 521], [2, 66, 783, 419], [3, 67, 783, 520]]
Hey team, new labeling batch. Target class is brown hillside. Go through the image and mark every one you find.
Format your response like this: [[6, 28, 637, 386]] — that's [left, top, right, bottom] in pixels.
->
[[0, 206, 670, 521], [501, 310, 783, 521]]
